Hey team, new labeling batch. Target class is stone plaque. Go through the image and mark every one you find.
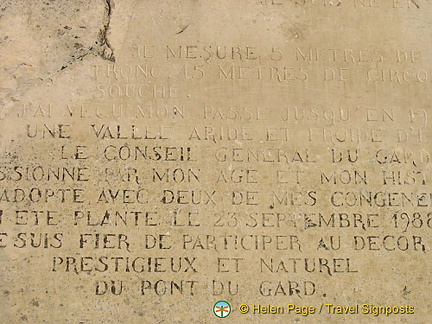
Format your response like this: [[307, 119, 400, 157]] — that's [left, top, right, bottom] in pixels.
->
[[0, 0, 431, 322]]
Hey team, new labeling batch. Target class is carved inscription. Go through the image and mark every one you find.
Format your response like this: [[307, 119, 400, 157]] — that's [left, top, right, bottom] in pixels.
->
[[1, 0, 431, 322]]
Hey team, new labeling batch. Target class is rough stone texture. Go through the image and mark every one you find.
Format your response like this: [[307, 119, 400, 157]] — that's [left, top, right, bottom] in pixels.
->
[[0, 0, 432, 323], [0, 0, 112, 112]]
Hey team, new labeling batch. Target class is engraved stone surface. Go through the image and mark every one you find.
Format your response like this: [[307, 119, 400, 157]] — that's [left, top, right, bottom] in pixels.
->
[[0, 0, 431, 323]]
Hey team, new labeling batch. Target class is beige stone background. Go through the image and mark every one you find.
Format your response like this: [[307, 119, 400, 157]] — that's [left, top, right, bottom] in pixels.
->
[[0, 0, 432, 323]]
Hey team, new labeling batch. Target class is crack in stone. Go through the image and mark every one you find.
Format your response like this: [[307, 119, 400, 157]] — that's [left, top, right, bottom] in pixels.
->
[[98, 0, 116, 62], [176, 24, 190, 35], [58, 51, 92, 71]]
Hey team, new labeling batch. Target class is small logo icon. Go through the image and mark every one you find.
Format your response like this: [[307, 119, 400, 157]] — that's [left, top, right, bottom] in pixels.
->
[[213, 301, 231, 318]]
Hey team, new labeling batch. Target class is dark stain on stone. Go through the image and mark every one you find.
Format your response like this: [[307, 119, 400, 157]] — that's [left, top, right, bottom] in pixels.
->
[[402, 286, 412, 299], [31, 299, 40, 307]]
